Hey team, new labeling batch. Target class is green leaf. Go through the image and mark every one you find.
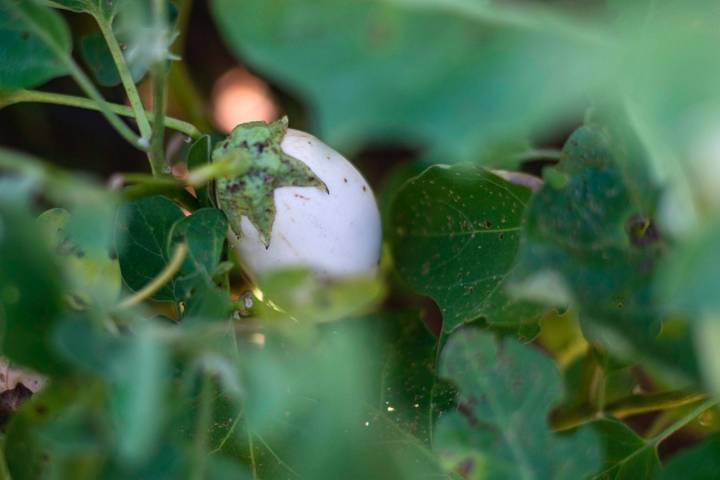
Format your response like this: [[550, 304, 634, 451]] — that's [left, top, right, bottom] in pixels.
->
[[182, 281, 233, 325], [509, 124, 698, 379], [0, 0, 71, 89], [367, 312, 452, 445], [116, 196, 186, 302], [589, 418, 660, 479], [80, 31, 146, 87], [390, 164, 542, 336], [0, 205, 67, 375], [168, 207, 228, 285], [256, 267, 384, 324], [660, 434, 720, 480], [37, 208, 121, 311], [435, 328, 600, 479], [117, 199, 228, 304]]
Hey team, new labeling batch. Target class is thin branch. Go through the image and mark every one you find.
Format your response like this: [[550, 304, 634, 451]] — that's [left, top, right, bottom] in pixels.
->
[[551, 390, 709, 432], [114, 242, 188, 310], [2, 90, 201, 140], [92, 11, 153, 143]]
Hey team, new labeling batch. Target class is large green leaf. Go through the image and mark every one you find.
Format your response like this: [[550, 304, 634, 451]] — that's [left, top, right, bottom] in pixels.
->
[[434, 328, 600, 479], [509, 124, 698, 379], [391, 164, 542, 336], [210, 0, 605, 159], [0, 0, 71, 89]]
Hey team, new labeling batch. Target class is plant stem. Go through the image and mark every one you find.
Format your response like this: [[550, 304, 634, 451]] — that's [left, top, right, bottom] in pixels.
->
[[551, 390, 709, 432], [114, 243, 188, 310], [2, 90, 201, 140], [148, 0, 170, 175], [247, 429, 259, 480], [93, 12, 153, 144]]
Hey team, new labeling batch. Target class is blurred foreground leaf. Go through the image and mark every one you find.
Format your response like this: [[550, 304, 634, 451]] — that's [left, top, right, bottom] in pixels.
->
[[509, 125, 698, 379], [435, 328, 600, 479], [0, 0, 70, 89]]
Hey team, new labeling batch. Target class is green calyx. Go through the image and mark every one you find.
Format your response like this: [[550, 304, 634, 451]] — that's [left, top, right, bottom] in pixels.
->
[[213, 116, 329, 247]]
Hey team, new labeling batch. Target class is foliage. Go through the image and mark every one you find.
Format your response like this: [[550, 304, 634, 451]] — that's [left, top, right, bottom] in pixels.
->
[[1, 0, 720, 479]]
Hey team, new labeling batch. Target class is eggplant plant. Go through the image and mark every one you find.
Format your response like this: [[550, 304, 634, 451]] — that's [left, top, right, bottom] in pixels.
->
[[1, 0, 720, 479]]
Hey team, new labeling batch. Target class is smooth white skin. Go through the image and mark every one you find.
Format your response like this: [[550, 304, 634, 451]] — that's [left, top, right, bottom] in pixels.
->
[[234, 129, 382, 278]]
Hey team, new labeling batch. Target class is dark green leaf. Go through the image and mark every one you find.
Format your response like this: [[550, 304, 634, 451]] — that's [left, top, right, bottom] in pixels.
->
[[509, 125, 698, 379], [116, 196, 185, 302], [390, 164, 542, 336], [168, 207, 228, 285], [435, 328, 600, 479], [182, 281, 232, 325], [0, 0, 70, 89], [589, 418, 660, 479], [660, 434, 720, 480], [186, 135, 214, 207]]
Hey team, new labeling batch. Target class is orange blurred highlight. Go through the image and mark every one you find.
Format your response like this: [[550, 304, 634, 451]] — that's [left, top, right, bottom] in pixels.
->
[[212, 67, 278, 132]]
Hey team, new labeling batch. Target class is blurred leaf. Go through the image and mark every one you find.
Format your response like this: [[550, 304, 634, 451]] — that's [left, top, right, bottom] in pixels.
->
[[390, 164, 542, 336], [210, 0, 605, 159], [38, 208, 121, 311], [659, 221, 720, 317], [182, 281, 232, 325], [54, 317, 170, 465], [256, 268, 385, 324], [4, 379, 107, 479], [0, 0, 70, 89], [509, 124, 698, 379], [80, 31, 146, 87], [0, 205, 68, 375], [435, 328, 600, 479], [589, 418, 660, 479], [660, 434, 720, 480]]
